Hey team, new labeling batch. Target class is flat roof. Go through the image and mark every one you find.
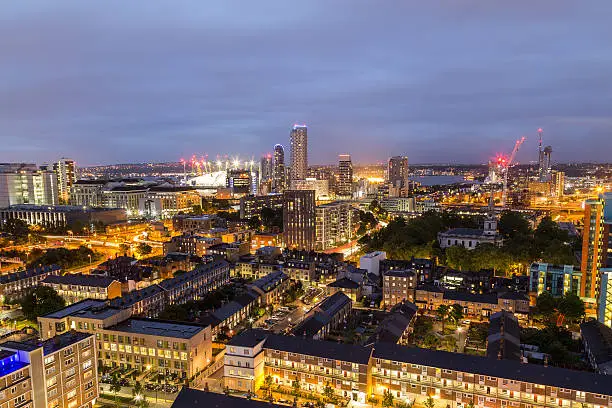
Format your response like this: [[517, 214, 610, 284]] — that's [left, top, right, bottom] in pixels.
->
[[3, 331, 93, 356], [373, 343, 612, 395], [106, 318, 206, 339], [172, 388, 285, 408], [41, 299, 107, 319]]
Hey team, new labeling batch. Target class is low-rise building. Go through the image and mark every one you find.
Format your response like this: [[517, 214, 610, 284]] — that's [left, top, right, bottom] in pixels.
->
[[250, 233, 282, 253], [42, 274, 122, 304], [283, 259, 317, 286], [172, 214, 218, 233], [365, 301, 418, 345], [360, 251, 387, 276], [383, 270, 417, 308], [98, 318, 211, 379], [327, 277, 361, 302], [529, 262, 581, 300], [380, 257, 435, 283], [172, 388, 285, 408], [248, 271, 289, 306], [163, 233, 221, 256], [0, 205, 126, 228], [158, 261, 230, 305], [292, 292, 352, 340], [580, 319, 612, 374], [487, 311, 521, 361], [0, 265, 61, 302], [139, 186, 201, 219]]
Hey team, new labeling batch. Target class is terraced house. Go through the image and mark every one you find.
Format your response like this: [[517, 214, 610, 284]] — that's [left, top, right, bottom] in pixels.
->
[[224, 330, 612, 408]]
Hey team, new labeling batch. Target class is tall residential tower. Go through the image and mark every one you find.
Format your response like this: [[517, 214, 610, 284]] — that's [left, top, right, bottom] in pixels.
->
[[337, 154, 353, 197], [273, 144, 286, 193], [290, 124, 308, 181]]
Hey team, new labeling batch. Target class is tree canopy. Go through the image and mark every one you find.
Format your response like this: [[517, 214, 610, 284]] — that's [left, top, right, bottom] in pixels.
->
[[20, 286, 66, 320]]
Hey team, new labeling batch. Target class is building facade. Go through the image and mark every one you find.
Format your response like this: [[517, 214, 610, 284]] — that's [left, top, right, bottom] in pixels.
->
[[315, 201, 354, 251], [337, 154, 353, 197], [41, 274, 122, 304], [290, 125, 308, 181], [383, 270, 417, 308], [53, 158, 77, 203], [283, 190, 315, 251]]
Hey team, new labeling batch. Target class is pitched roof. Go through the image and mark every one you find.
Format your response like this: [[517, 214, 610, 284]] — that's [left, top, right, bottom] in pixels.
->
[[444, 291, 498, 305], [580, 319, 612, 365], [42, 273, 117, 288], [373, 343, 612, 395], [327, 277, 360, 289], [265, 333, 372, 364]]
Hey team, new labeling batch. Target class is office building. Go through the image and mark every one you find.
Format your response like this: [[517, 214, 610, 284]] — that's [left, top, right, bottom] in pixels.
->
[[283, 190, 315, 251], [272, 144, 286, 193], [387, 156, 409, 192], [0, 205, 127, 228], [380, 197, 415, 213], [70, 180, 107, 207], [42, 274, 122, 304], [315, 201, 354, 251], [290, 124, 308, 181], [383, 270, 417, 308], [53, 158, 76, 203], [0, 164, 58, 208], [139, 186, 201, 219], [337, 154, 353, 197], [581, 195, 612, 304], [102, 185, 148, 217]]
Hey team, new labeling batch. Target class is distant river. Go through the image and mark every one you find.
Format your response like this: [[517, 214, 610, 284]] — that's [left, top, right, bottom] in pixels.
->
[[410, 175, 478, 186]]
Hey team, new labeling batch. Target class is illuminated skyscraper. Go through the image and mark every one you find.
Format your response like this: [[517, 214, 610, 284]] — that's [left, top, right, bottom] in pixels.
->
[[273, 144, 286, 193], [387, 156, 409, 189], [53, 158, 76, 203], [290, 124, 308, 181], [337, 154, 353, 197]]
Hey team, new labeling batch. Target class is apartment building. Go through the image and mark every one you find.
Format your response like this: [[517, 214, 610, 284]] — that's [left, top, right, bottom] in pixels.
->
[[383, 270, 417, 308], [38, 299, 130, 340], [366, 301, 418, 346], [225, 330, 371, 402], [292, 292, 352, 340], [139, 186, 201, 219], [315, 201, 354, 251], [2, 331, 98, 408], [371, 343, 612, 408], [0, 349, 33, 408], [247, 271, 289, 305], [326, 277, 361, 302], [172, 389, 285, 408], [108, 284, 166, 318], [251, 233, 282, 253], [415, 287, 529, 318], [283, 260, 317, 286], [158, 261, 230, 305], [97, 318, 211, 379], [41, 274, 122, 304], [234, 258, 278, 280], [224, 330, 612, 408], [0, 265, 61, 303], [163, 233, 221, 256]]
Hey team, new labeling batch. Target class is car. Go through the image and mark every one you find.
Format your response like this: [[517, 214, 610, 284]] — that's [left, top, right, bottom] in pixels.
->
[[277, 399, 290, 404], [462, 320, 470, 325]]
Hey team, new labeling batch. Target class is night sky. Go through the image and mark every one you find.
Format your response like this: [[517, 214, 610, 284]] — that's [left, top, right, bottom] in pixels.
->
[[2, 1, 612, 166]]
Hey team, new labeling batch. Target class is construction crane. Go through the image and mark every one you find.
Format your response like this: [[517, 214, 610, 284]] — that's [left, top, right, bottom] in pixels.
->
[[501, 136, 526, 208]]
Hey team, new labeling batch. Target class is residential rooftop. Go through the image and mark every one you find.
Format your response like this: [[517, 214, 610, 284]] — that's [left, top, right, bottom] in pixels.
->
[[172, 388, 285, 408], [42, 273, 118, 288], [373, 343, 612, 395], [106, 318, 207, 339]]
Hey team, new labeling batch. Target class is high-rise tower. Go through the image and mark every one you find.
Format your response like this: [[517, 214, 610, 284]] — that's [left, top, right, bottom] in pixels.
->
[[581, 194, 612, 302], [53, 158, 76, 204], [290, 124, 308, 181], [337, 154, 353, 197], [283, 190, 315, 251], [387, 156, 409, 191], [273, 144, 286, 193]]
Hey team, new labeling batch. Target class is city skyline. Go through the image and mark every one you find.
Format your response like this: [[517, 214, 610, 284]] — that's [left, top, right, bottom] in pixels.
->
[[2, 1, 612, 166]]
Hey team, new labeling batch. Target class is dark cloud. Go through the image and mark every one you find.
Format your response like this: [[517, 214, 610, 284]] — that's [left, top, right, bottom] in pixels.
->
[[1, 0, 611, 165]]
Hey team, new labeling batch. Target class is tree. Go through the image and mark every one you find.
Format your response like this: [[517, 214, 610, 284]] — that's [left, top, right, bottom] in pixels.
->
[[436, 305, 449, 330], [498, 211, 531, 239], [20, 286, 66, 321], [423, 396, 436, 408], [192, 204, 203, 215], [110, 375, 122, 408], [263, 375, 274, 398], [423, 333, 441, 349], [248, 216, 262, 230], [291, 380, 301, 396], [449, 304, 464, 326], [136, 243, 152, 257], [558, 292, 585, 323], [133, 381, 143, 397], [323, 382, 334, 402], [382, 390, 394, 408], [119, 243, 130, 255], [445, 246, 472, 271], [535, 291, 557, 320]]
